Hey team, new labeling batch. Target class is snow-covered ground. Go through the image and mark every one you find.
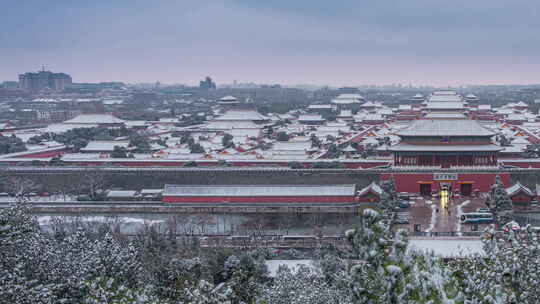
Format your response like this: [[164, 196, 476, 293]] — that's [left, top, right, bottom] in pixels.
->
[[37, 215, 165, 227], [267, 239, 485, 274], [0, 195, 77, 202], [265, 260, 317, 277], [455, 200, 471, 236], [425, 204, 437, 232], [409, 239, 483, 257]]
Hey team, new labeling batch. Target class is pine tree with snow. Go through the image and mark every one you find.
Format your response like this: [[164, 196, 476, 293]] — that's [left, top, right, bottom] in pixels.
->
[[0, 202, 59, 304], [344, 208, 460, 303], [379, 179, 400, 229], [184, 280, 234, 304], [258, 264, 352, 304], [221, 252, 269, 304], [84, 277, 163, 304], [452, 223, 540, 304], [486, 175, 514, 228]]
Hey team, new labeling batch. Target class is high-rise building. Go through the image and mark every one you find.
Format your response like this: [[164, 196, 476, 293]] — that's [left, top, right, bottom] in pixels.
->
[[18, 69, 72, 92]]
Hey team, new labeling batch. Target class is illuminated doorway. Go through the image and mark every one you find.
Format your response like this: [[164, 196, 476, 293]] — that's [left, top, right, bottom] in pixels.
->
[[439, 185, 450, 210]]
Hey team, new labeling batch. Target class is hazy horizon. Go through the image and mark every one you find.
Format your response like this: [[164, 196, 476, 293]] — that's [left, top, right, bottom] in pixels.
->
[[2, 0, 540, 86]]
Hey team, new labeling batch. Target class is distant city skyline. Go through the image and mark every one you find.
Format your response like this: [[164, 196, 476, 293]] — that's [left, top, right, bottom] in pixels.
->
[[1, 1, 540, 86]]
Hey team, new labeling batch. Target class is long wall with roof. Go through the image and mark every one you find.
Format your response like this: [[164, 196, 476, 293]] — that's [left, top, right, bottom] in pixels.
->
[[1, 168, 381, 192], [2, 167, 539, 195]]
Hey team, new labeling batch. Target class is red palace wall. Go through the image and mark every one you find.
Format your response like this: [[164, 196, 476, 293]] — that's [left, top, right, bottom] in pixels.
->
[[163, 196, 357, 203], [18, 149, 67, 158], [510, 193, 533, 204], [380, 172, 511, 193], [358, 192, 380, 203]]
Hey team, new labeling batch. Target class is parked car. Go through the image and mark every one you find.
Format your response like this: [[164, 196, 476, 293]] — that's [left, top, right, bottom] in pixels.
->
[[476, 207, 490, 213], [398, 192, 411, 200], [395, 217, 409, 224], [461, 212, 494, 224], [398, 200, 410, 208]]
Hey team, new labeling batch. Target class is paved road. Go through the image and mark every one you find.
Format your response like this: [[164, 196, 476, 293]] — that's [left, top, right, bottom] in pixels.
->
[[398, 195, 489, 234]]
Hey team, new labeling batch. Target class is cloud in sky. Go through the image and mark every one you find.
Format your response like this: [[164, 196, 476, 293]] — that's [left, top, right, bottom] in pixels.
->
[[1, 0, 539, 86]]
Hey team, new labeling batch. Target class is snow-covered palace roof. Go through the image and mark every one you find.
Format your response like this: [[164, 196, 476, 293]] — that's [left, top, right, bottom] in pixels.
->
[[162, 184, 357, 197], [396, 119, 495, 137], [331, 93, 364, 104], [80, 140, 130, 152], [506, 181, 534, 197], [219, 95, 238, 102], [357, 182, 383, 197], [215, 110, 268, 121], [63, 114, 125, 125]]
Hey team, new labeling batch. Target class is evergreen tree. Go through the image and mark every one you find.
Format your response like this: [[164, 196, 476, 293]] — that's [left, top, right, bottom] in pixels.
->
[[486, 175, 514, 227], [111, 146, 130, 158], [379, 179, 400, 229], [190, 143, 206, 154], [129, 135, 152, 153], [276, 132, 290, 142], [259, 265, 351, 304], [344, 209, 459, 303], [222, 133, 234, 148]]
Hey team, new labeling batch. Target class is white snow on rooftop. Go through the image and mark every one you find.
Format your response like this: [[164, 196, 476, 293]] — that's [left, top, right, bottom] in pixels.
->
[[63, 114, 125, 124], [219, 95, 238, 101], [398, 105, 412, 111], [107, 190, 137, 198], [478, 105, 491, 110], [425, 101, 465, 109], [80, 141, 130, 152], [506, 114, 527, 121], [163, 184, 356, 197], [433, 90, 458, 96], [335, 93, 364, 100], [307, 104, 333, 109], [397, 119, 495, 136], [297, 114, 325, 122], [216, 110, 268, 121], [506, 181, 534, 196], [273, 140, 311, 152]]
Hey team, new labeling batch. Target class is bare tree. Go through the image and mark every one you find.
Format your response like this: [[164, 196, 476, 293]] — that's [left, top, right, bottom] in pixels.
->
[[278, 213, 297, 235], [0, 174, 39, 197], [70, 170, 107, 199]]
